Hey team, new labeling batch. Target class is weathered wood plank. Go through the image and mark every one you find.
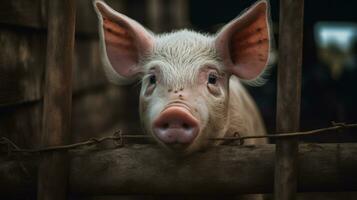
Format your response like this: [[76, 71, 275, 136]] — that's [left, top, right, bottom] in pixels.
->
[[0, 0, 45, 29], [1, 144, 357, 196], [0, 28, 46, 106], [275, 0, 304, 199], [0, 85, 139, 149], [37, 1, 76, 199], [71, 85, 141, 142], [0, 102, 43, 149], [0, 0, 136, 107], [0, 0, 125, 35], [0, 28, 107, 106], [73, 38, 108, 91]]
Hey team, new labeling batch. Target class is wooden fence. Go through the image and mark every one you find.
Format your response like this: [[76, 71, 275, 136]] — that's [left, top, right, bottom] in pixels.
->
[[1, 0, 356, 200], [1, 143, 357, 196], [0, 0, 143, 148]]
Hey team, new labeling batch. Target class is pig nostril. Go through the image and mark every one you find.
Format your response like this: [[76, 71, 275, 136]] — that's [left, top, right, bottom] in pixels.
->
[[162, 123, 169, 129], [182, 123, 191, 130]]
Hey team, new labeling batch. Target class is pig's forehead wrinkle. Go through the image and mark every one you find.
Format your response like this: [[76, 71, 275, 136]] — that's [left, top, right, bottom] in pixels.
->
[[152, 30, 220, 65], [144, 30, 222, 88]]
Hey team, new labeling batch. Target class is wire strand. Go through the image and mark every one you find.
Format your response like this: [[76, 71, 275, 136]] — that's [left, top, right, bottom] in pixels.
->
[[0, 122, 356, 154]]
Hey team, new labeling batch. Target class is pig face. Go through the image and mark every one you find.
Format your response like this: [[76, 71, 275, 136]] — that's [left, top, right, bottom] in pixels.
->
[[139, 32, 230, 152], [94, 0, 270, 153]]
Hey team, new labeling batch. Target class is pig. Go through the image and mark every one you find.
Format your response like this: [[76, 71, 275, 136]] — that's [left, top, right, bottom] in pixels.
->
[[94, 0, 270, 154]]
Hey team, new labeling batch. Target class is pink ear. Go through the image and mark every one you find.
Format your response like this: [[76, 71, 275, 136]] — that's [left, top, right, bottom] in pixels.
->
[[215, 0, 270, 80], [94, 1, 154, 84]]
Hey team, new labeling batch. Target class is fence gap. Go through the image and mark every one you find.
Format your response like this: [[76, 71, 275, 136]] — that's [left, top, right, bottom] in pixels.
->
[[274, 0, 304, 199], [37, 0, 76, 199]]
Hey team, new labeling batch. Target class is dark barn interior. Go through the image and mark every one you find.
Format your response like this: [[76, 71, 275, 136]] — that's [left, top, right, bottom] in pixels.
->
[[0, 0, 357, 199]]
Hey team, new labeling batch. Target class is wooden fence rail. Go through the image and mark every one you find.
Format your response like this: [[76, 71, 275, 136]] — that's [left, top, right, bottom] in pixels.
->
[[1, 143, 357, 196]]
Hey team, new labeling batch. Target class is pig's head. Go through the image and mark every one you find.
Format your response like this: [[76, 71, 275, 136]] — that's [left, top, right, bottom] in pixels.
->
[[94, 0, 270, 153]]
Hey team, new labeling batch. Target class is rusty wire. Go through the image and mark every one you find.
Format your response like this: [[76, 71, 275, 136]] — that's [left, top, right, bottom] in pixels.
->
[[210, 122, 357, 143], [0, 122, 356, 154], [0, 131, 150, 154]]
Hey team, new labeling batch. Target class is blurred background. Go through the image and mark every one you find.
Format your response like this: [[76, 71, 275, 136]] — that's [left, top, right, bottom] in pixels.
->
[[1, 0, 357, 150], [0, 0, 357, 199]]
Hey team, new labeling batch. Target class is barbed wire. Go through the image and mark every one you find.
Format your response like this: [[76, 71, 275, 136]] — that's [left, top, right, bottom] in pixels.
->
[[0, 121, 356, 154], [0, 132, 151, 154], [209, 121, 357, 144]]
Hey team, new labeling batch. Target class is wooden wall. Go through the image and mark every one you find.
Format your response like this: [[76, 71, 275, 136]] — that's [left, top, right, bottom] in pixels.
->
[[0, 0, 144, 148]]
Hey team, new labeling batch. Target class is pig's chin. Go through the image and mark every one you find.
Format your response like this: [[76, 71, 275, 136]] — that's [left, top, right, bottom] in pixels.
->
[[149, 127, 209, 155]]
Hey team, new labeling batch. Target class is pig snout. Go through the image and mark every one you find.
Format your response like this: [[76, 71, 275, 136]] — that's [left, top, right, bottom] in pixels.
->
[[153, 106, 199, 145]]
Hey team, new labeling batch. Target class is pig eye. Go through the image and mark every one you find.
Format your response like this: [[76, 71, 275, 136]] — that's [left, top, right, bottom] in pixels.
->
[[145, 74, 157, 96], [149, 74, 156, 85], [208, 73, 218, 84]]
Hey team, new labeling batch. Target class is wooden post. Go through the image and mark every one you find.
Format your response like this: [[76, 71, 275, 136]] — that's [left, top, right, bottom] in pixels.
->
[[274, 0, 304, 200], [37, 0, 76, 200]]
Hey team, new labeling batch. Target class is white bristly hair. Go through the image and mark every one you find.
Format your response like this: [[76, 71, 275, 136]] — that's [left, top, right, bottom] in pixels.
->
[[141, 29, 269, 89], [142, 30, 222, 90]]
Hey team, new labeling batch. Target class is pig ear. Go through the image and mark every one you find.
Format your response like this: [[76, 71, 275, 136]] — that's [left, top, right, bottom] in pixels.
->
[[215, 0, 270, 80], [94, 1, 154, 84]]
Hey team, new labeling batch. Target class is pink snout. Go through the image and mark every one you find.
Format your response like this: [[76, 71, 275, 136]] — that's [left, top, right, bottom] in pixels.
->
[[153, 106, 199, 145]]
